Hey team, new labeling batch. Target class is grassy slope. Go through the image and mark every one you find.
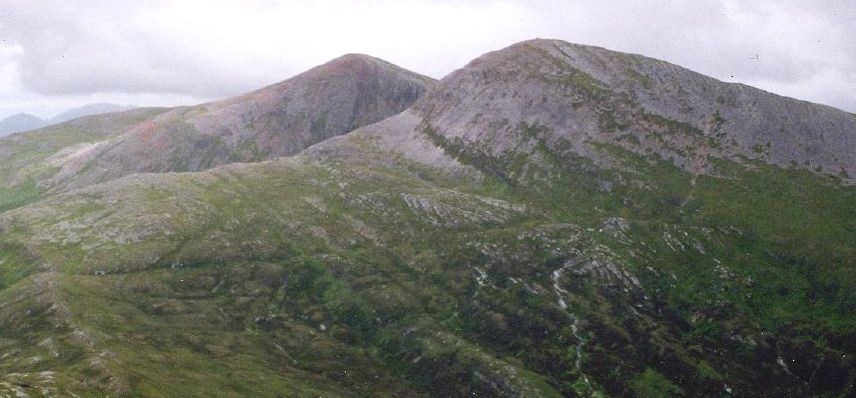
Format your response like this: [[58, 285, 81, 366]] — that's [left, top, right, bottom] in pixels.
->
[[0, 108, 168, 213], [0, 128, 853, 396]]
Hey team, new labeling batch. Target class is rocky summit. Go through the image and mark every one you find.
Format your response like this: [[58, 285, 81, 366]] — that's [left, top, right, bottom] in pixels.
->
[[413, 39, 856, 179], [0, 39, 854, 397]]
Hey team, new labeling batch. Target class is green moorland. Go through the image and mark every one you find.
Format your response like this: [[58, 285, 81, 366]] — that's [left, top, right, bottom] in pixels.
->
[[0, 123, 853, 397]]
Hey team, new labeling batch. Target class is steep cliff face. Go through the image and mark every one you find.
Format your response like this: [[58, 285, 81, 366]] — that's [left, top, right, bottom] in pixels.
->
[[42, 54, 436, 190], [413, 39, 856, 180]]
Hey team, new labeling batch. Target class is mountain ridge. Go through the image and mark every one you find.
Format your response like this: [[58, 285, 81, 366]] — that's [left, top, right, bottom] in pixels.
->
[[0, 38, 853, 397], [35, 53, 436, 192], [48, 103, 136, 125], [0, 104, 137, 138], [410, 38, 856, 182]]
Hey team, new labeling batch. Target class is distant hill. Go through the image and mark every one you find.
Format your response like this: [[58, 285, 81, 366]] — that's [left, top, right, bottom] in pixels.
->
[[0, 113, 47, 137], [0, 103, 135, 138], [48, 103, 136, 125]]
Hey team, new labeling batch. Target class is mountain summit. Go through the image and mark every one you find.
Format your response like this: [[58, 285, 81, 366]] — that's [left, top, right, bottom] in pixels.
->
[[413, 39, 856, 180], [39, 54, 436, 190]]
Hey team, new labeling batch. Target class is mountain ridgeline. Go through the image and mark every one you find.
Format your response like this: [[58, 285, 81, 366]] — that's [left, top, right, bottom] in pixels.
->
[[0, 104, 135, 137], [0, 39, 854, 397], [39, 54, 436, 191], [413, 40, 856, 180]]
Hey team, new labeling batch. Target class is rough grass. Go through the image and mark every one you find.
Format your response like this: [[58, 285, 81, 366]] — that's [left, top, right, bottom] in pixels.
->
[[0, 127, 853, 396]]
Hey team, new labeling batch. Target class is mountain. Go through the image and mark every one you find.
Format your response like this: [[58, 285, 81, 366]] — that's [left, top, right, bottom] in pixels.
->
[[48, 103, 137, 125], [0, 39, 853, 397], [38, 54, 436, 191], [0, 113, 47, 137], [0, 54, 435, 209], [0, 104, 137, 138], [410, 39, 856, 180]]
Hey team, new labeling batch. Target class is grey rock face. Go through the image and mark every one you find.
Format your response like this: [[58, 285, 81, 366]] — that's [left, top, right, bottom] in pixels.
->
[[413, 39, 856, 180]]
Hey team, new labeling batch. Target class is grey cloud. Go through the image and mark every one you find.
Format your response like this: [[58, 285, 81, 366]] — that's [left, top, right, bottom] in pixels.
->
[[2, 0, 265, 97], [0, 0, 854, 112]]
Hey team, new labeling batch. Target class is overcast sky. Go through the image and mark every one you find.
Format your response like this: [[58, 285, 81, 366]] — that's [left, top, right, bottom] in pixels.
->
[[0, 0, 854, 120]]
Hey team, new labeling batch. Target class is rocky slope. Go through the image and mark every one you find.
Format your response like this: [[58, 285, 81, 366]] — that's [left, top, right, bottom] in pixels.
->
[[0, 54, 434, 212], [43, 54, 435, 191], [0, 39, 853, 397], [412, 39, 856, 180]]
